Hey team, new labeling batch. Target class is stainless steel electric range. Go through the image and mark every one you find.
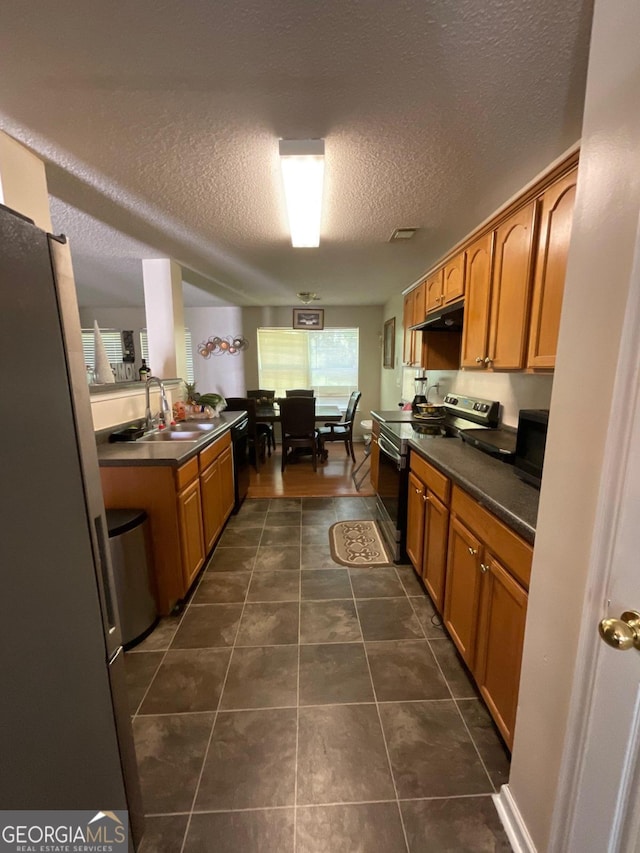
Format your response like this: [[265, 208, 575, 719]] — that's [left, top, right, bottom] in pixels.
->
[[373, 394, 516, 562]]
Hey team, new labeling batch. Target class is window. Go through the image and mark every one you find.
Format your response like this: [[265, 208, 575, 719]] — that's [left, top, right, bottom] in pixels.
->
[[257, 328, 358, 401], [140, 330, 195, 382], [81, 329, 124, 368]]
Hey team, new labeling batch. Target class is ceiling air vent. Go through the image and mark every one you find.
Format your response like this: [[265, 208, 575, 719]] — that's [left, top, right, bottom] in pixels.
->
[[389, 228, 418, 241]]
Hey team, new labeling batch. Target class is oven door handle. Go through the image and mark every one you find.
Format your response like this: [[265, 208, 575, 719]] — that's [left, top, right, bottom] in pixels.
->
[[378, 433, 406, 469]]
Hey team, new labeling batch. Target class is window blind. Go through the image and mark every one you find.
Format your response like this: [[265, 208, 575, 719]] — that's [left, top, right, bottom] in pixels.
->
[[140, 330, 195, 382], [257, 328, 358, 399], [81, 329, 124, 369]]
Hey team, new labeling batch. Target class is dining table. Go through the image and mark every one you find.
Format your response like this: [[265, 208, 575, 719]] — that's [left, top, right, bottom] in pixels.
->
[[255, 403, 342, 423]]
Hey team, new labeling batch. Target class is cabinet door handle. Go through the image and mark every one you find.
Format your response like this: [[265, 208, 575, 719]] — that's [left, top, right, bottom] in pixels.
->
[[480, 563, 489, 573], [423, 494, 429, 503], [468, 546, 477, 555], [475, 356, 483, 364], [484, 357, 493, 365]]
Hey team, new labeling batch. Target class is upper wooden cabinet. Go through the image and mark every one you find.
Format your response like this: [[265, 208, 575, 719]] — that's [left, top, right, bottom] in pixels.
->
[[403, 291, 415, 364], [460, 232, 494, 368], [487, 200, 538, 370], [413, 280, 426, 325], [527, 168, 578, 369], [412, 152, 579, 375], [425, 270, 444, 313], [403, 287, 460, 369], [443, 252, 466, 305]]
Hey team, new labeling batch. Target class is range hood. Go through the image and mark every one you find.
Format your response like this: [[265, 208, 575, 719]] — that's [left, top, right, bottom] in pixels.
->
[[411, 302, 464, 332]]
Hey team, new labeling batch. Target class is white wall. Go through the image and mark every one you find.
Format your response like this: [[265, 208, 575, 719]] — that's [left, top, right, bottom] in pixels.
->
[[451, 372, 553, 427], [507, 0, 640, 847], [380, 292, 405, 410], [184, 306, 246, 397], [89, 381, 184, 431]]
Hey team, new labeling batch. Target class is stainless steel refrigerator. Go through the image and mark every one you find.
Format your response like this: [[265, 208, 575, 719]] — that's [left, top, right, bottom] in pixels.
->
[[0, 204, 143, 848]]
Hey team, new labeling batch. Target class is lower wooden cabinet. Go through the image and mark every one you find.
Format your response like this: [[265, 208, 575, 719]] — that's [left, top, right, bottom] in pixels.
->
[[406, 454, 531, 750], [177, 476, 205, 588], [100, 429, 235, 615], [406, 471, 426, 572], [443, 516, 482, 663], [475, 555, 528, 746], [444, 485, 531, 749], [200, 444, 234, 552], [406, 452, 450, 613], [423, 491, 449, 612]]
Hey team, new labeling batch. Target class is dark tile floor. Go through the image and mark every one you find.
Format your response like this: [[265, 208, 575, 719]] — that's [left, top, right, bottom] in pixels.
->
[[125, 497, 512, 852]]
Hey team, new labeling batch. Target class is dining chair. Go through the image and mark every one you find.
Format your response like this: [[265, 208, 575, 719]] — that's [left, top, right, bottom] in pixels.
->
[[278, 396, 321, 472], [285, 389, 314, 397], [246, 389, 276, 454], [317, 391, 362, 463], [224, 397, 267, 471]]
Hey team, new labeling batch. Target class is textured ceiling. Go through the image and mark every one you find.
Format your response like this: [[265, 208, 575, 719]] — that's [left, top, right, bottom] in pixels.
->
[[0, 0, 593, 308]]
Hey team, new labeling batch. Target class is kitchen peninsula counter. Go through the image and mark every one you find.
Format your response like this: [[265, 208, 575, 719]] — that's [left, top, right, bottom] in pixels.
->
[[96, 411, 244, 467]]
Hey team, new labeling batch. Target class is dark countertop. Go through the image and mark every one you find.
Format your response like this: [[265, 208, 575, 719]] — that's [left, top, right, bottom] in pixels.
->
[[97, 411, 244, 467], [372, 413, 539, 543], [370, 409, 415, 423]]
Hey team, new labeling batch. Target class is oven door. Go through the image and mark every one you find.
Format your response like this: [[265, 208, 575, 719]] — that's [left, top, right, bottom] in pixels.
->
[[375, 431, 408, 561]]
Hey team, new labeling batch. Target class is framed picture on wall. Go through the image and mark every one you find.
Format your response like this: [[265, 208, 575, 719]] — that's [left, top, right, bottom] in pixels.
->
[[293, 308, 324, 330], [383, 317, 395, 368]]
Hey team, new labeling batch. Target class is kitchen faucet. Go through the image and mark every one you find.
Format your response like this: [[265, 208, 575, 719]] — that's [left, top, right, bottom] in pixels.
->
[[145, 376, 171, 431]]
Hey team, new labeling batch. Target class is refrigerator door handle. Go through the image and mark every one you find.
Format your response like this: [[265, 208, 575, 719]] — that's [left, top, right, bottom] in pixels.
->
[[94, 513, 119, 648]]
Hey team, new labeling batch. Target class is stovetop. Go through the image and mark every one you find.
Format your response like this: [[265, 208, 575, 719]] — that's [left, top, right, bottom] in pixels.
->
[[375, 395, 516, 461]]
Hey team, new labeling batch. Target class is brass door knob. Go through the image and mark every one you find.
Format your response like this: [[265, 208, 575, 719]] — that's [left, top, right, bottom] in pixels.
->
[[599, 610, 640, 651]]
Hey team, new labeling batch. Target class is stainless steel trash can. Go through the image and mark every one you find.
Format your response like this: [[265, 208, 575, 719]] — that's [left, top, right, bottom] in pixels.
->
[[106, 508, 157, 648]]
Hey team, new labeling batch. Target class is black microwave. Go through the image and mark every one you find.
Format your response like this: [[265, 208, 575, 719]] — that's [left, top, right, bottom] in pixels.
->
[[514, 409, 549, 488]]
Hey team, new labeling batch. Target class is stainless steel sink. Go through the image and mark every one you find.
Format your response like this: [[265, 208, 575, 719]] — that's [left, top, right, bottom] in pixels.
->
[[137, 430, 201, 442], [170, 422, 218, 432]]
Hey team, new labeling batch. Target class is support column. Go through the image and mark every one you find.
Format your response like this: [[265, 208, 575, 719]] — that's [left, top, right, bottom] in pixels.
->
[[142, 258, 187, 380], [0, 131, 52, 232]]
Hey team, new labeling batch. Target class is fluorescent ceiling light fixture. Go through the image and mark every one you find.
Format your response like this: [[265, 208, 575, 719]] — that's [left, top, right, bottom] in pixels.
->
[[279, 139, 325, 247]]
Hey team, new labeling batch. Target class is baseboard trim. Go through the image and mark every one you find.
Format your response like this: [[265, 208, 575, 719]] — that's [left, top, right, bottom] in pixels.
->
[[493, 785, 537, 853]]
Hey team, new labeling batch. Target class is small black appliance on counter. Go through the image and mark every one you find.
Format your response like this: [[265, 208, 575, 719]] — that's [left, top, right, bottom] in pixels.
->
[[514, 409, 549, 488]]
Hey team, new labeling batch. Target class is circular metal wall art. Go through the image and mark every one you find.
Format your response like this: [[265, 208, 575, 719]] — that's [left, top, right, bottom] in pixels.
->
[[198, 335, 249, 358]]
